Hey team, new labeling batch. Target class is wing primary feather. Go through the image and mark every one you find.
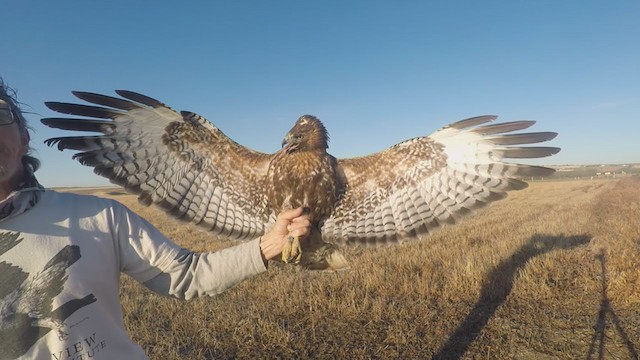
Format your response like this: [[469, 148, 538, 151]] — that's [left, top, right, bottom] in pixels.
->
[[463, 163, 556, 178], [507, 178, 529, 190], [41, 118, 115, 133], [512, 165, 556, 177], [72, 91, 141, 110], [115, 90, 165, 108], [486, 132, 558, 145], [44, 102, 123, 119], [495, 147, 561, 159], [44, 136, 102, 151], [448, 115, 497, 129], [474, 121, 536, 135]]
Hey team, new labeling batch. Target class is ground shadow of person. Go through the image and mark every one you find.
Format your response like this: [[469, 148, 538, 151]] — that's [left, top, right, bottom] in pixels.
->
[[587, 251, 639, 360], [432, 234, 591, 360]]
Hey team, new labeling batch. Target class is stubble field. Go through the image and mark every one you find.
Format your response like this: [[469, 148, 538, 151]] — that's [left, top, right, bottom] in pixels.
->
[[74, 177, 640, 359]]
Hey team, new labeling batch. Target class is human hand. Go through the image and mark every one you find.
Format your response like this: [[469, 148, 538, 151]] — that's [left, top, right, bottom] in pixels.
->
[[259, 207, 311, 262]]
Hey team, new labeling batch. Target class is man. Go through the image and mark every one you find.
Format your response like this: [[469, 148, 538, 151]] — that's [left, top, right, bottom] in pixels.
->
[[0, 79, 310, 359]]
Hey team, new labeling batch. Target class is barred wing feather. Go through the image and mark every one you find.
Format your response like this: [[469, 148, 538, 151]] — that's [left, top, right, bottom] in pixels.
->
[[322, 116, 559, 246], [41, 91, 274, 240]]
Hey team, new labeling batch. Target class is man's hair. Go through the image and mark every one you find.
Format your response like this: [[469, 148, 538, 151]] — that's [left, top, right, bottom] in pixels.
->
[[0, 77, 41, 172]]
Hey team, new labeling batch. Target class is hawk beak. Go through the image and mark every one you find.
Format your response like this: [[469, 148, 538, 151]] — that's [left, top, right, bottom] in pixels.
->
[[281, 133, 299, 153]]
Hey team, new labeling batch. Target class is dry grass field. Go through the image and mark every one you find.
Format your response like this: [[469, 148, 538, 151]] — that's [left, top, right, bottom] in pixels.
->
[[69, 177, 640, 359]]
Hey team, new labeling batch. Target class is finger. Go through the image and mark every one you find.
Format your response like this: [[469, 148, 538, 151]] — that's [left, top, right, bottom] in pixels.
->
[[290, 215, 311, 224], [288, 228, 309, 239], [288, 217, 311, 228], [276, 207, 304, 224], [287, 221, 311, 233]]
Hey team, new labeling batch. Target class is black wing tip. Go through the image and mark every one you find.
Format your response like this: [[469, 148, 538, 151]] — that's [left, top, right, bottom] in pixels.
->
[[44, 101, 66, 111], [114, 90, 164, 108], [545, 132, 559, 141], [539, 147, 561, 157], [70, 90, 108, 102], [40, 118, 115, 134], [469, 115, 498, 121], [40, 118, 53, 126], [43, 138, 57, 147], [487, 131, 559, 146], [509, 178, 529, 190], [43, 137, 64, 150], [114, 89, 139, 97], [530, 131, 558, 142], [71, 90, 89, 97], [518, 165, 557, 177], [497, 146, 561, 159]]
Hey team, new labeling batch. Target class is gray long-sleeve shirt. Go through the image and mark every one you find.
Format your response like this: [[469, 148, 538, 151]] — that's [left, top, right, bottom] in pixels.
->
[[0, 190, 267, 359]]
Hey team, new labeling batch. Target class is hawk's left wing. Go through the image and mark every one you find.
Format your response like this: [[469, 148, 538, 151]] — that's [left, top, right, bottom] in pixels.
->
[[321, 116, 559, 247]]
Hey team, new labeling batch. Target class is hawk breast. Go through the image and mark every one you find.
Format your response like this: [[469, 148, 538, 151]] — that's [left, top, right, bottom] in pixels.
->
[[266, 151, 339, 222]]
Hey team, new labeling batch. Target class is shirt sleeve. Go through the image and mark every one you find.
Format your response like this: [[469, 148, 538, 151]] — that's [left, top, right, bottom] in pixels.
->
[[111, 201, 268, 300]]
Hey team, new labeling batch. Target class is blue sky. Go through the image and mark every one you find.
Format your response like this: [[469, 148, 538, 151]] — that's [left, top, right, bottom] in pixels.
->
[[2, 1, 638, 187]]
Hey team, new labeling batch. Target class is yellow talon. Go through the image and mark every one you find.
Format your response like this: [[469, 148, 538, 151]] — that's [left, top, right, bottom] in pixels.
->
[[282, 235, 302, 264]]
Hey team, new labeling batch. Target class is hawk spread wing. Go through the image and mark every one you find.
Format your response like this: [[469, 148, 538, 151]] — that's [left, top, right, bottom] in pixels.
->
[[42, 90, 559, 268], [43, 92, 274, 240], [322, 117, 558, 246]]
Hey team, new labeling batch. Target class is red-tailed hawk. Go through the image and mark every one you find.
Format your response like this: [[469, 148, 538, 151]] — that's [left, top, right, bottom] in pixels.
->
[[41, 91, 559, 270]]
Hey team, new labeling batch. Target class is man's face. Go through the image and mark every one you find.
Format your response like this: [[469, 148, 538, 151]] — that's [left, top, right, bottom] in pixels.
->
[[0, 99, 28, 185]]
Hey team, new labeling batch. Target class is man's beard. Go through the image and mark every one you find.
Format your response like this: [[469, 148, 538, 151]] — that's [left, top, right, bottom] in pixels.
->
[[0, 153, 20, 183], [0, 156, 9, 180]]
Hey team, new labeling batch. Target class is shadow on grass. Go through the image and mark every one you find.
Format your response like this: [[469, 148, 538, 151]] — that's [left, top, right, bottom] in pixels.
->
[[432, 234, 591, 360], [587, 252, 639, 360]]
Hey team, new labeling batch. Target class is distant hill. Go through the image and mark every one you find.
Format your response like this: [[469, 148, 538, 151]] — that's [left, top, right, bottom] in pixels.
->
[[546, 163, 640, 180]]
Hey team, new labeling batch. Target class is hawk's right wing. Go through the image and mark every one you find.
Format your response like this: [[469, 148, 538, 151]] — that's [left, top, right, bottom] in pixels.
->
[[42, 91, 275, 240]]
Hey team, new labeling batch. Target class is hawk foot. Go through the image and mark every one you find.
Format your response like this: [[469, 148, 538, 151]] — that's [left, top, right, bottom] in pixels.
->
[[282, 235, 302, 264]]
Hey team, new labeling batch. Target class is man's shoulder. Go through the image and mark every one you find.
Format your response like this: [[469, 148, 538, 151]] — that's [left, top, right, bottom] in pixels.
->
[[44, 189, 122, 209]]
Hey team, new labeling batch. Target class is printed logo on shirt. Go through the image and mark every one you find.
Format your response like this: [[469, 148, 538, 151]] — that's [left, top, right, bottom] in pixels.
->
[[0, 231, 97, 360], [52, 332, 107, 360]]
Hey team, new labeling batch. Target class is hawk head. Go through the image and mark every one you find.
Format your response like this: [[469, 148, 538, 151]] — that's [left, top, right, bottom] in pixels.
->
[[281, 115, 329, 153]]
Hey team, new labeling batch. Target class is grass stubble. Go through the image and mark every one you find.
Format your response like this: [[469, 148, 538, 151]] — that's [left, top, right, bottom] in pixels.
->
[[80, 177, 639, 359]]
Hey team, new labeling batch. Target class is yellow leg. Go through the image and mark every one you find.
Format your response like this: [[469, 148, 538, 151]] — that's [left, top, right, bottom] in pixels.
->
[[282, 235, 302, 264]]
